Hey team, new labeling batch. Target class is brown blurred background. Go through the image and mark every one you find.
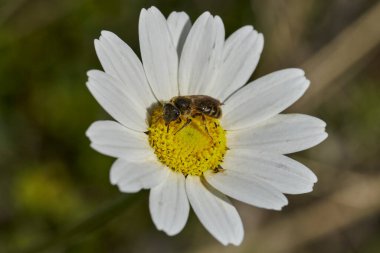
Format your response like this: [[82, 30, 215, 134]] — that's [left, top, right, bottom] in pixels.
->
[[0, 0, 380, 252]]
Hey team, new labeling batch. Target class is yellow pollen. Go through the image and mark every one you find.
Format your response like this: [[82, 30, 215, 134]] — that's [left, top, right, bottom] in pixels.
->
[[148, 106, 227, 176]]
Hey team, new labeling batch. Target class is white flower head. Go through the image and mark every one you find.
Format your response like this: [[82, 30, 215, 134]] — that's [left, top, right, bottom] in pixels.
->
[[86, 6, 327, 246]]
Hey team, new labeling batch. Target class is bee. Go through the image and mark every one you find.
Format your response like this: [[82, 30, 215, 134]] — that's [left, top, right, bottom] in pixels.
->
[[162, 95, 222, 134]]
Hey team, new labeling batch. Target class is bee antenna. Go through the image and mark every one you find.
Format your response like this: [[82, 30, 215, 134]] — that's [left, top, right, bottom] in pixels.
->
[[213, 165, 225, 173]]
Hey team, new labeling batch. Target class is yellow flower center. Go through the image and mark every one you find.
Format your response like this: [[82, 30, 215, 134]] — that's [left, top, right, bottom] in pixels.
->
[[148, 106, 227, 176]]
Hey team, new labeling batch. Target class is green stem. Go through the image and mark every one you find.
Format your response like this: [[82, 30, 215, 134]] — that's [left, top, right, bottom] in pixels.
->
[[21, 194, 139, 253]]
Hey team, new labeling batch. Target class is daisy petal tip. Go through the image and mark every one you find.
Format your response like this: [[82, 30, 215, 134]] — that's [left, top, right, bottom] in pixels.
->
[[313, 117, 327, 128], [178, 11, 189, 17], [322, 131, 328, 140], [139, 8, 147, 17], [245, 25, 254, 31], [304, 77, 311, 88], [161, 226, 182, 237], [295, 75, 310, 94], [147, 6, 158, 11], [257, 33, 264, 44], [231, 241, 243, 247], [255, 33, 265, 53], [230, 227, 244, 246], [217, 232, 244, 246], [88, 143, 104, 157], [276, 203, 288, 211], [311, 172, 318, 184], [110, 177, 118, 186], [94, 39, 104, 56], [93, 38, 100, 47], [308, 130, 328, 151], [293, 68, 306, 76], [85, 81, 90, 91], [277, 198, 289, 211], [100, 30, 114, 38], [168, 11, 178, 16], [85, 123, 96, 138], [219, 240, 229, 246], [85, 128, 91, 139], [85, 121, 110, 138], [231, 236, 244, 246], [214, 15, 222, 22], [85, 72, 92, 80], [88, 142, 97, 149], [109, 167, 118, 185], [295, 183, 315, 194], [98, 35, 106, 43], [151, 216, 186, 237], [199, 11, 211, 19], [167, 11, 191, 30], [117, 184, 140, 194], [278, 68, 305, 80], [86, 69, 100, 78], [308, 184, 316, 193], [148, 6, 164, 17]]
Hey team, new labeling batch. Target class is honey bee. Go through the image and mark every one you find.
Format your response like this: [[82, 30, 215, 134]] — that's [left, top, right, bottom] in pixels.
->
[[162, 95, 222, 134]]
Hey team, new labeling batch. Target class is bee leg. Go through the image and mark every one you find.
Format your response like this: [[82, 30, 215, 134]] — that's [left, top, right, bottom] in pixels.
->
[[166, 123, 170, 133], [200, 114, 213, 141], [174, 118, 192, 135], [213, 165, 225, 173]]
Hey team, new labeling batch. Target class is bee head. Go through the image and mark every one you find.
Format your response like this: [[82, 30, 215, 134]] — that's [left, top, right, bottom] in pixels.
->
[[163, 103, 180, 124]]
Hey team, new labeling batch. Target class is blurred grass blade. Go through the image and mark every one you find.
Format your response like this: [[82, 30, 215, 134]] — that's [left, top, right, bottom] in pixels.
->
[[296, 1, 380, 110], [21, 194, 139, 253]]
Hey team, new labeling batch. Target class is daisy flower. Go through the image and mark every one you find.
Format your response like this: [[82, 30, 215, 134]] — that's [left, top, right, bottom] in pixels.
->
[[86, 6, 327, 245]]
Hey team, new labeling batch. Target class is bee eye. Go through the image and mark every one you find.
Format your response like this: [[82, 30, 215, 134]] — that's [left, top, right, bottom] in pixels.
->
[[163, 103, 180, 123]]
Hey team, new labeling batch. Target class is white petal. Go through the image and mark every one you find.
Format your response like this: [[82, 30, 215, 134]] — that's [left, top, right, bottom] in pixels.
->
[[139, 7, 179, 101], [179, 13, 225, 95], [167, 11, 192, 56], [86, 120, 153, 161], [207, 149, 317, 195], [149, 171, 189, 236], [228, 114, 328, 154], [222, 69, 310, 130], [110, 158, 169, 193], [94, 31, 156, 110], [211, 26, 264, 101], [186, 176, 243, 246], [204, 160, 289, 210], [87, 70, 148, 131]]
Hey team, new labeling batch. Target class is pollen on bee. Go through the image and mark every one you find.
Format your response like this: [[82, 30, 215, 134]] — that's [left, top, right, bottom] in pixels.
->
[[147, 105, 227, 176]]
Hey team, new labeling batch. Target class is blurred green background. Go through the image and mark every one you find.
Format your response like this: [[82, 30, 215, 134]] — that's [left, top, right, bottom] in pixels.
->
[[1, 0, 380, 252]]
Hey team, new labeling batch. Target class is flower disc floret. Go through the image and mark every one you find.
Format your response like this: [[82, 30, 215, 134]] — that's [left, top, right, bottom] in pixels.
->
[[148, 106, 227, 176]]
